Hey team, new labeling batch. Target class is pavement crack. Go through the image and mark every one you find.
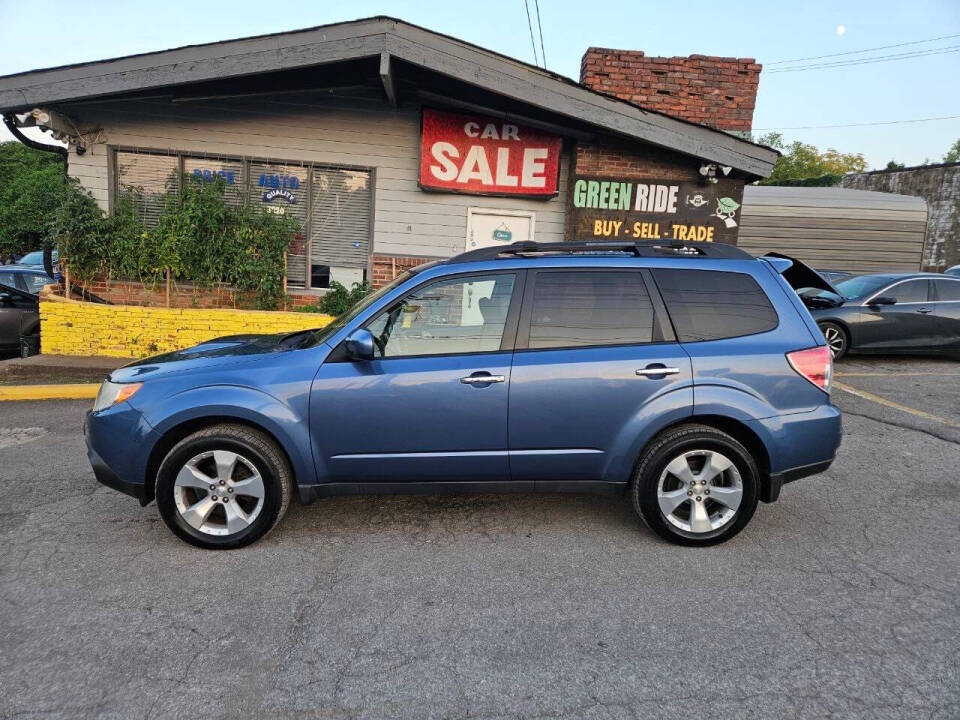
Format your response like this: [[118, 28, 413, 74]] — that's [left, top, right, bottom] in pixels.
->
[[840, 407, 960, 446]]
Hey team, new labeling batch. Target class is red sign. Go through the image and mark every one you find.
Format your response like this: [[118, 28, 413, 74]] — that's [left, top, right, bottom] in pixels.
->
[[419, 108, 562, 197]]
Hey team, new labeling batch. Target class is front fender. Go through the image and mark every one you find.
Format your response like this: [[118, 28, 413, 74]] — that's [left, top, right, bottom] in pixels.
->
[[139, 384, 316, 489]]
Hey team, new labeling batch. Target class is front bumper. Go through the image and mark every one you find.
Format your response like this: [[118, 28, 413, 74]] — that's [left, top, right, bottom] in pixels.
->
[[84, 406, 154, 505]]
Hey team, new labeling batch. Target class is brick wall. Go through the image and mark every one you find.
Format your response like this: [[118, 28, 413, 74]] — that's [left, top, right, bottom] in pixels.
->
[[580, 48, 761, 132], [72, 278, 323, 310], [574, 142, 701, 182], [371, 254, 438, 288], [39, 293, 334, 358]]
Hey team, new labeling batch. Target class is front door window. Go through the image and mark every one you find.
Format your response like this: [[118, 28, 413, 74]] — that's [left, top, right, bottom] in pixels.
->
[[367, 273, 516, 357]]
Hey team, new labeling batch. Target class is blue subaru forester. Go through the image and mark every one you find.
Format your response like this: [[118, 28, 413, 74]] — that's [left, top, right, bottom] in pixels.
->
[[86, 241, 841, 549]]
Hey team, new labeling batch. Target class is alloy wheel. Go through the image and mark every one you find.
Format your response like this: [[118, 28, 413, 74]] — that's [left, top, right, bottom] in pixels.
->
[[172, 450, 265, 536], [656, 449, 743, 535], [821, 325, 845, 357]]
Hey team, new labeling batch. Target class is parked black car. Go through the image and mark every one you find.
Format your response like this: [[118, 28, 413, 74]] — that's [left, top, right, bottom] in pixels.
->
[[0, 283, 40, 358], [800, 272, 960, 358], [0, 266, 55, 295]]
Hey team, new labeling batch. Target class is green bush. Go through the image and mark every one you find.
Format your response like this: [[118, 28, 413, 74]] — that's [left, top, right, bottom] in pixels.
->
[[50, 173, 299, 308], [0, 142, 66, 260], [294, 281, 372, 315]]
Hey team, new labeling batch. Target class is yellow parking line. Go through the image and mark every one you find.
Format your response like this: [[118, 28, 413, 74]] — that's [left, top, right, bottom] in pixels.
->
[[0, 384, 99, 401], [836, 372, 960, 377], [834, 381, 960, 429]]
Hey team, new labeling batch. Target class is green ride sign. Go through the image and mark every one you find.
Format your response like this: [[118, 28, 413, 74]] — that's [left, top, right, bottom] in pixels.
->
[[569, 176, 745, 245]]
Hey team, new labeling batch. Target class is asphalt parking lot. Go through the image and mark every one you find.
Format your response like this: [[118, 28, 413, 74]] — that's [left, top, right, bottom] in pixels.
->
[[1, 356, 958, 719]]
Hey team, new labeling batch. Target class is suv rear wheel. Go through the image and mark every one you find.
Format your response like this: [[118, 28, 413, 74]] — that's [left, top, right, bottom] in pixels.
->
[[632, 424, 759, 546], [155, 424, 293, 549]]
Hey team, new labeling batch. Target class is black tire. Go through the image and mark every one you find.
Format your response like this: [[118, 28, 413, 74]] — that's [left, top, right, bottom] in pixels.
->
[[631, 424, 759, 546], [155, 424, 293, 549], [818, 321, 848, 360]]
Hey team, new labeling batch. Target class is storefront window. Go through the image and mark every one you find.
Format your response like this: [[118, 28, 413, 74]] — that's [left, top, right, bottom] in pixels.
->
[[113, 150, 372, 291], [310, 168, 371, 287], [183, 157, 244, 208], [249, 161, 310, 289], [116, 151, 179, 226]]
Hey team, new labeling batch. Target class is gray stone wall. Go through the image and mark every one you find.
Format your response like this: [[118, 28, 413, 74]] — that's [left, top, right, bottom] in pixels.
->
[[841, 163, 960, 271]]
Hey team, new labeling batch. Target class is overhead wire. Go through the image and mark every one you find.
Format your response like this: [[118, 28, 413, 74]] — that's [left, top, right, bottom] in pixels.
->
[[766, 33, 960, 65], [523, 0, 540, 67]]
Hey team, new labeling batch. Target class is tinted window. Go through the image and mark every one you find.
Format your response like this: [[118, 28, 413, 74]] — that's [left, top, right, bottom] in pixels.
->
[[527, 271, 654, 349], [887, 279, 928, 303], [835, 274, 899, 300], [368, 273, 515, 357], [654, 269, 778, 342], [934, 278, 960, 301], [0, 271, 17, 288], [17, 252, 43, 265]]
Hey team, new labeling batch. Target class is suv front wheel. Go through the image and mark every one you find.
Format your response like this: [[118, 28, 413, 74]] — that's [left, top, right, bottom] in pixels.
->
[[155, 424, 293, 550], [632, 424, 759, 546]]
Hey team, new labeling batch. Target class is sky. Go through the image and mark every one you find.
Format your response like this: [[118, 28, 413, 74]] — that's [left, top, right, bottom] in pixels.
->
[[1, 0, 958, 169]]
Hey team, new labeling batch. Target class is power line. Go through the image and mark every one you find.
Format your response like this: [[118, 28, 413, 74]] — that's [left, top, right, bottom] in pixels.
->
[[767, 33, 960, 65], [765, 45, 960, 72], [534, 0, 547, 67], [753, 114, 960, 131], [523, 0, 540, 67]]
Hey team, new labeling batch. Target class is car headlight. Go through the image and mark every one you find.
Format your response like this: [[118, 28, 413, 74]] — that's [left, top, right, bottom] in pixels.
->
[[93, 380, 142, 411]]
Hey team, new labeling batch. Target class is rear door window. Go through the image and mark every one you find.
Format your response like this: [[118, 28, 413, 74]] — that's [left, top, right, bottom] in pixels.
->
[[653, 269, 778, 342], [933, 279, 960, 301], [525, 271, 655, 349]]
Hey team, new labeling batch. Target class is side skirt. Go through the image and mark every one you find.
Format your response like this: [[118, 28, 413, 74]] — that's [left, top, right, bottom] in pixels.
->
[[297, 480, 627, 504]]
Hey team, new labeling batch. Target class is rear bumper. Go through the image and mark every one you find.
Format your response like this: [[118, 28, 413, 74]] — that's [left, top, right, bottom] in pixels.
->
[[762, 458, 835, 503], [750, 403, 842, 503]]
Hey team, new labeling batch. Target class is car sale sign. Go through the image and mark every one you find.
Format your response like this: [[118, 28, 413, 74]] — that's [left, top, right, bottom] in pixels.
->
[[419, 108, 562, 197]]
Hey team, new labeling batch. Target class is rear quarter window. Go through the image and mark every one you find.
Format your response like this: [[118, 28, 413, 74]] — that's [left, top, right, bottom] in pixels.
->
[[652, 268, 779, 342]]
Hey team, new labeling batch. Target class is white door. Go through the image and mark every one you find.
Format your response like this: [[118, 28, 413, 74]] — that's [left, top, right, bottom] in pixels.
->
[[466, 208, 536, 252]]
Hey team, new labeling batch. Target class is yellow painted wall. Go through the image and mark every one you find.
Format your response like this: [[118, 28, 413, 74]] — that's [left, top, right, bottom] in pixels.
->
[[40, 297, 334, 358]]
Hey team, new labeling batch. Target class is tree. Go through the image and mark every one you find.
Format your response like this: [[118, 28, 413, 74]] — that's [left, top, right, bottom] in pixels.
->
[[755, 132, 868, 185], [885, 160, 906, 171], [944, 139, 960, 164], [0, 141, 66, 260]]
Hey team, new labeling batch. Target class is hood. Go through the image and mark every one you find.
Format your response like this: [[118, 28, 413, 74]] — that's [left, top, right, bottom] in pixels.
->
[[763, 253, 840, 295], [109, 331, 320, 382]]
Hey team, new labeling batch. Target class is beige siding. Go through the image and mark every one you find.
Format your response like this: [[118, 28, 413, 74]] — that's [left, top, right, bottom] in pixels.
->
[[66, 95, 569, 257], [739, 186, 927, 274]]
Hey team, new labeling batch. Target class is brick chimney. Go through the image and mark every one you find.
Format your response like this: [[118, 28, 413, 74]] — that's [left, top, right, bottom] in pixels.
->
[[580, 48, 761, 133]]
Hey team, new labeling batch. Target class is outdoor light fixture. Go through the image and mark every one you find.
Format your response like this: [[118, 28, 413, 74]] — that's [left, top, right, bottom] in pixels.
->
[[698, 163, 719, 184]]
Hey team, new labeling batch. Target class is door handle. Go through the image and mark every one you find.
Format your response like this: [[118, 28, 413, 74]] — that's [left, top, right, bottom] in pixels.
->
[[460, 374, 505, 385], [636, 365, 681, 377], [917, 307, 933, 314]]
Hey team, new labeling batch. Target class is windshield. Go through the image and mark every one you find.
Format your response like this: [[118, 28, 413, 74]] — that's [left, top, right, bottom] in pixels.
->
[[833, 274, 900, 300], [18, 251, 43, 265], [312, 269, 422, 344]]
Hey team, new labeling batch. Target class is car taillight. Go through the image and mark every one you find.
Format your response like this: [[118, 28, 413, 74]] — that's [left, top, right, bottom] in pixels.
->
[[787, 345, 832, 393]]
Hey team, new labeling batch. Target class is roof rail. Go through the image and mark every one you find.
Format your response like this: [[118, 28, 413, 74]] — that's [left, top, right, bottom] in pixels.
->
[[448, 240, 755, 264]]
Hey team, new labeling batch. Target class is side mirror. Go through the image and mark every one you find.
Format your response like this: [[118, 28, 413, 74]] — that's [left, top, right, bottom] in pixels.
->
[[0, 292, 12, 306], [344, 328, 375, 361], [869, 296, 897, 307]]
